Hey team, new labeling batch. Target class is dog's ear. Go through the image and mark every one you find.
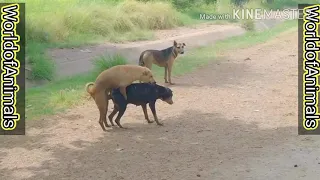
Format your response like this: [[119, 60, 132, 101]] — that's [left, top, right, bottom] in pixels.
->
[[182, 43, 186, 46], [173, 40, 177, 47]]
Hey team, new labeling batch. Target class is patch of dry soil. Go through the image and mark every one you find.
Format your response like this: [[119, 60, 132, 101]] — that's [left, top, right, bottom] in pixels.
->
[[2, 30, 320, 180]]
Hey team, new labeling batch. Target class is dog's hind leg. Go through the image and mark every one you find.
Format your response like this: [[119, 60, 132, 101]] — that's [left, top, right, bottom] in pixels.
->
[[95, 91, 110, 131], [114, 105, 127, 128], [149, 102, 163, 126], [119, 86, 128, 100], [108, 104, 118, 126], [142, 104, 153, 123], [164, 66, 168, 83]]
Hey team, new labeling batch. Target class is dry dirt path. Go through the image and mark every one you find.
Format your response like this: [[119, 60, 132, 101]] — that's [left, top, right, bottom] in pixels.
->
[[2, 30, 320, 180]]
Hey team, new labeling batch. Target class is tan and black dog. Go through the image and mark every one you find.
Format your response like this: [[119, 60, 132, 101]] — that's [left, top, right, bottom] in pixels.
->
[[85, 64, 156, 131], [138, 40, 186, 84]]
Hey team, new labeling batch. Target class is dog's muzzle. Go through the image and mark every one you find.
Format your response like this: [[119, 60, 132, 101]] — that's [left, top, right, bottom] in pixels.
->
[[163, 98, 173, 104]]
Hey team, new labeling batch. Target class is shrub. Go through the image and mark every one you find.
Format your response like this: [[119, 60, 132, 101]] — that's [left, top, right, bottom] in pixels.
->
[[92, 54, 128, 75]]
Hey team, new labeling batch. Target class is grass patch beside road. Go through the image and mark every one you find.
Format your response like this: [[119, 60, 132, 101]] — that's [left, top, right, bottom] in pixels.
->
[[26, 20, 297, 120], [262, 0, 319, 9]]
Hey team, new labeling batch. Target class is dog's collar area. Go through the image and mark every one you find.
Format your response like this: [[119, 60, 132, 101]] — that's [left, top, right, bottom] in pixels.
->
[[172, 48, 177, 58]]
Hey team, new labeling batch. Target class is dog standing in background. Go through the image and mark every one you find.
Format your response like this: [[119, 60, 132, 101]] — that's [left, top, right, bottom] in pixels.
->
[[138, 40, 186, 84]]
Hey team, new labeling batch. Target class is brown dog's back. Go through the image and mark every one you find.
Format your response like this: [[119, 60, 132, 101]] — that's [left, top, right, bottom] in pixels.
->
[[86, 65, 154, 96], [96, 65, 147, 88]]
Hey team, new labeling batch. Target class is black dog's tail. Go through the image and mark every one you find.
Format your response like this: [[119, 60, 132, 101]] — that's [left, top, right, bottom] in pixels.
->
[[138, 51, 146, 66]]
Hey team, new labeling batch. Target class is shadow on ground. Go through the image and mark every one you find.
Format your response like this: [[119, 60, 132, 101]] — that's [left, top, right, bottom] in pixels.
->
[[0, 109, 296, 180]]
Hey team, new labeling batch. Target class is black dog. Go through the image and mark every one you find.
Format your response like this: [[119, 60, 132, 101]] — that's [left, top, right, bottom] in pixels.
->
[[107, 83, 173, 128]]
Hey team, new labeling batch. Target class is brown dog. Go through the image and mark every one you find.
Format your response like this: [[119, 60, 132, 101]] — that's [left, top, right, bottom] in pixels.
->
[[138, 40, 186, 84], [85, 65, 156, 131]]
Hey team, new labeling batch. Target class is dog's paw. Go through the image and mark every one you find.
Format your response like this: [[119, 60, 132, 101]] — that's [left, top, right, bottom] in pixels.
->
[[119, 126, 128, 129], [147, 120, 154, 124], [157, 122, 164, 126]]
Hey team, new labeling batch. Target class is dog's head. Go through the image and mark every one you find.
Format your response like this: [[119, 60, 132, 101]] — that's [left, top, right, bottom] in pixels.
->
[[158, 86, 173, 105], [173, 40, 186, 55], [140, 68, 156, 84]]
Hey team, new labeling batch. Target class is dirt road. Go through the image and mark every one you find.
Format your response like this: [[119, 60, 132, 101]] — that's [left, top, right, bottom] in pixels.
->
[[1, 30, 320, 180]]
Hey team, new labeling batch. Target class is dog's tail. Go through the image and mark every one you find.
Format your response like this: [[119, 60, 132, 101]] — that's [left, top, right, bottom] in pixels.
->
[[138, 51, 146, 66], [85, 82, 96, 97]]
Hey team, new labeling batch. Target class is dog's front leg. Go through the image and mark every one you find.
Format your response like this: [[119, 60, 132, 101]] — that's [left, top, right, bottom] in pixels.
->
[[142, 104, 153, 123], [167, 63, 174, 85], [119, 86, 127, 100], [164, 66, 168, 83], [149, 102, 163, 126]]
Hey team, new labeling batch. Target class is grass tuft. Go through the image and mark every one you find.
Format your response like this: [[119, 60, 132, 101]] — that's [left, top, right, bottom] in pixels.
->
[[25, 0, 187, 44], [240, 19, 255, 31], [92, 54, 128, 75], [26, 42, 55, 80], [262, 0, 319, 9]]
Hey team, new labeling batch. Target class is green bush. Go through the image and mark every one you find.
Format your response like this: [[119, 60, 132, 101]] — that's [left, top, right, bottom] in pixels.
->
[[92, 54, 128, 75], [262, 0, 319, 9], [25, 0, 186, 43], [240, 19, 255, 31], [172, 0, 196, 9], [231, 0, 249, 6]]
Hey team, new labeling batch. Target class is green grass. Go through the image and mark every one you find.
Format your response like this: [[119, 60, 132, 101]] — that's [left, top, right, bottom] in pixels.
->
[[262, 0, 319, 9], [26, 42, 55, 80], [26, 19, 297, 120], [19, 0, 189, 44], [92, 54, 128, 75]]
